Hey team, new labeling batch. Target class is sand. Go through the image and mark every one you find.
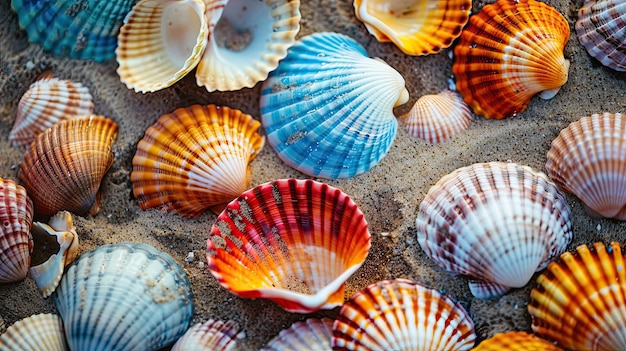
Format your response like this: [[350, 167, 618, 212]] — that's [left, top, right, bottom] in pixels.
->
[[1, 0, 625, 349]]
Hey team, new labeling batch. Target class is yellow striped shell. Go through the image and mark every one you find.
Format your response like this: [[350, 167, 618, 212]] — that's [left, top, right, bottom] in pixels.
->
[[472, 331, 562, 351]]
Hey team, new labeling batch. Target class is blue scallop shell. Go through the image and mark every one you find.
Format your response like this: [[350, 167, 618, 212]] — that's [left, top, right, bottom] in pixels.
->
[[260, 32, 408, 179], [53, 242, 194, 351], [11, 0, 137, 61]]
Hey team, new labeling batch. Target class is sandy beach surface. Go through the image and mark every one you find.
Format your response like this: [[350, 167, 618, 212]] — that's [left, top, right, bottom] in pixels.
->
[[1, 0, 625, 349]]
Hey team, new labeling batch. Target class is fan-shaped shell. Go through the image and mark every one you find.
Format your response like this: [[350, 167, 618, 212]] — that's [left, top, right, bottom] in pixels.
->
[[131, 104, 264, 218], [576, 0, 626, 71], [354, 0, 471, 55], [0, 313, 68, 351], [333, 278, 476, 350], [260, 32, 409, 179], [452, 0, 570, 119], [400, 89, 472, 144], [416, 162, 573, 299], [261, 318, 333, 350], [10, 0, 137, 61], [207, 178, 371, 313], [18, 115, 118, 216], [171, 319, 244, 351], [54, 242, 194, 351], [529, 242, 626, 351], [0, 177, 33, 283], [472, 331, 563, 351], [10, 73, 94, 149], [546, 112, 626, 220]]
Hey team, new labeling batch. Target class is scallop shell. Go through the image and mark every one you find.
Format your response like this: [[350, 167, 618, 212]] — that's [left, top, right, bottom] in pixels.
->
[[18, 115, 118, 216], [207, 178, 371, 313], [260, 32, 409, 179], [416, 162, 573, 299], [452, 0, 570, 119], [131, 104, 264, 218], [546, 113, 626, 220], [54, 242, 194, 351], [576, 0, 626, 71], [399, 89, 472, 144], [353, 0, 471, 55], [0, 313, 68, 351], [171, 319, 244, 351], [10, 0, 137, 61], [10, 72, 94, 149], [0, 177, 34, 284], [261, 318, 333, 351], [472, 331, 563, 351], [333, 279, 476, 350], [528, 242, 626, 351]]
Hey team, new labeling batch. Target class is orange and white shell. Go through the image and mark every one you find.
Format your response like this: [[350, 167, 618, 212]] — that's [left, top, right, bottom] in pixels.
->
[[261, 318, 333, 350], [529, 242, 626, 351], [472, 331, 563, 351], [171, 319, 244, 351], [18, 115, 118, 216], [0, 177, 33, 283], [546, 113, 626, 220], [400, 89, 472, 144], [332, 279, 476, 350], [206, 178, 371, 313], [10, 72, 94, 149], [353, 0, 471, 55], [131, 104, 264, 218], [0, 313, 68, 351], [416, 162, 573, 299], [452, 0, 570, 119], [576, 0, 626, 71]]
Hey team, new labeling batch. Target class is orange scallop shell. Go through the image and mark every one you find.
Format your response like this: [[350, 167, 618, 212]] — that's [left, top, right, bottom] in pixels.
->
[[472, 331, 562, 351], [0, 177, 34, 283], [452, 0, 570, 119]]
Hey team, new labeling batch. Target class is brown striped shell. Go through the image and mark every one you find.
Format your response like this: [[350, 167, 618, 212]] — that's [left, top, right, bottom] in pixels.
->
[[171, 319, 244, 351], [261, 318, 333, 350], [0, 177, 33, 283], [576, 0, 626, 71], [472, 331, 562, 351]]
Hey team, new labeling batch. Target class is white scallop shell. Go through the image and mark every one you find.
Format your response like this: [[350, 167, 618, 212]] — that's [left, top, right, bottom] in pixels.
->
[[0, 313, 68, 351], [261, 318, 333, 350], [576, 0, 626, 71], [171, 319, 244, 351]]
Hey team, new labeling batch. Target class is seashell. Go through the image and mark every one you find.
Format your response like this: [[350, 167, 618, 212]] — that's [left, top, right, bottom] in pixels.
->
[[399, 89, 472, 144], [28, 211, 79, 297], [18, 115, 118, 216], [260, 32, 409, 179], [546, 112, 626, 220], [54, 242, 194, 351], [452, 0, 570, 119], [353, 0, 471, 55], [10, 72, 94, 149], [10, 0, 137, 61], [195, 0, 302, 92], [528, 242, 626, 351], [333, 278, 476, 350], [0, 177, 34, 283], [207, 178, 371, 313], [472, 331, 563, 351], [416, 162, 573, 299], [576, 0, 626, 71], [171, 319, 244, 351], [131, 104, 264, 218], [0, 313, 68, 351], [261, 318, 333, 350]]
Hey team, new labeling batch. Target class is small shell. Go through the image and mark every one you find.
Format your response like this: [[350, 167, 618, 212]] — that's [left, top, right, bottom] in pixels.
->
[[261, 318, 333, 351], [54, 242, 194, 351], [171, 319, 244, 351], [452, 0, 570, 119], [528, 242, 626, 351], [0, 177, 34, 283], [332, 279, 476, 350], [472, 332, 563, 351], [399, 89, 472, 144], [354, 0, 471, 55], [10, 73, 94, 149], [546, 113, 626, 220], [0, 313, 68, 351], [207, 179, 371, 313], [260, 32, 409, 179], [18, 115, 118, 216], [576, 0, 626, 71], [131, 104, 264, 218], [416, 162, 573, 299]]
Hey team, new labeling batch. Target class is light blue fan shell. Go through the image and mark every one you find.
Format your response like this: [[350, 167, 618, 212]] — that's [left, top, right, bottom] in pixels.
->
[[260, 32, 409, 179]]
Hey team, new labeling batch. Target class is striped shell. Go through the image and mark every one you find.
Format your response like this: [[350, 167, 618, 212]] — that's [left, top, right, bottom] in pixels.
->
[[354, 0, 471, 55], [452, 0, 570, 119], [0, 177, 33, 283], [399, 89, 472, 144], [131, 104, 264, 218], [260, 32, 409, 179], [207, 179, 371, 313], [576, 0, 626, 71], [416, 162, 573, 299], [171, 319, 244, 351], [261, 318, 333, 351], [546, 113, 626, 220], [472, 332, 563, 351], [18, 115, 118, 216], [0, 314, 68, 351], [332, 279, 476, 350], [529, 242, 626, 351]]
